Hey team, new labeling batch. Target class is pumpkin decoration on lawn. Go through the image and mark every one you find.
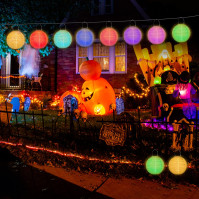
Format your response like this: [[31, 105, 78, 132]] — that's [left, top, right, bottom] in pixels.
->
[[80, 59, 116, 115]]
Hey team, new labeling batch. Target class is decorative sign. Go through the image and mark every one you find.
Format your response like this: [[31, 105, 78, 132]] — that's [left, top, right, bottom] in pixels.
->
[[0, 102, 13, 124], [99, 123, 127, 146]]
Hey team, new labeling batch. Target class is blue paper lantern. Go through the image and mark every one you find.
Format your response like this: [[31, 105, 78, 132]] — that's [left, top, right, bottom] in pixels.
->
[[24, 97, 31, 112], [76, 28, 94, 47], [53, 30, 72, 48], [10, 97, 20, 112]]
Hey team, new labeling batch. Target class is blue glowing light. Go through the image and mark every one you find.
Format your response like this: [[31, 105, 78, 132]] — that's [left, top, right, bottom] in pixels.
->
[[76, 28, 94, 47], [53, 30, 72, 49]]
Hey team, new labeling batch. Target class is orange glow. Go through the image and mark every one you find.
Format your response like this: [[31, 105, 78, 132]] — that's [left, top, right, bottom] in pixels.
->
[[94, 104, 106, 115]]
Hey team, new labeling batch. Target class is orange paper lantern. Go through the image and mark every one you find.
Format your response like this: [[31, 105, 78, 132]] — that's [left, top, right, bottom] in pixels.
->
[[81, 78, 115, 115], [30, 30, 48, 49], [100, 27, 118, 46], [79, 60, 102, 81]]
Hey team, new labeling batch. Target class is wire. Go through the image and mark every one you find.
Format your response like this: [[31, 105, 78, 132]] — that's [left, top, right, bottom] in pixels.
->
[[0, 14, 199, 26]]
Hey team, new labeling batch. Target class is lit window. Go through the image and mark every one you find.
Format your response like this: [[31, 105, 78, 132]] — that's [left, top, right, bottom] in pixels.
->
[[76, 40, 127, 74]]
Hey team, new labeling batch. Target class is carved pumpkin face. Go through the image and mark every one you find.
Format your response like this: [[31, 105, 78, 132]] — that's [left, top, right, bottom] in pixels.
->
[[81, 78, 115, 115]]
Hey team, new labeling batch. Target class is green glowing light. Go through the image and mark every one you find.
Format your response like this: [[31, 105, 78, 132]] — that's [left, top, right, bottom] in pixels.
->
[[154, 76, 161, 85], [146, 156, 164, 175], [172, 24, 191, 43]]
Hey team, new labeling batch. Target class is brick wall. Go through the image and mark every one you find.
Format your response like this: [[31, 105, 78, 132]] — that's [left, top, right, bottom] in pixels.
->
[[41, 43, 141, 96]]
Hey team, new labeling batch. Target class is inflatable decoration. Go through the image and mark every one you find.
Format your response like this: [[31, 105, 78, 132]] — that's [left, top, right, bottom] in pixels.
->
[[24, 97, 31, 112], [116, 97, 125, 115], [10, 97, 20, 112], [80, 59, 115, 115]]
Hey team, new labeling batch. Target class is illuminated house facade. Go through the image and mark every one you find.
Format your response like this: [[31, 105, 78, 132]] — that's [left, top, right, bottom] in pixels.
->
[[0, 0, 148, 95]]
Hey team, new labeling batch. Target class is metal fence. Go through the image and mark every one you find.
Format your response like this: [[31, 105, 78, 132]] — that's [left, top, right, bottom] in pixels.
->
[[0, 105, 198, 155]]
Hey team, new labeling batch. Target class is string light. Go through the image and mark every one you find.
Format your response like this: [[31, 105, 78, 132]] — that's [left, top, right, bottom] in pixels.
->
[[120, 73, 150, 98], [0, 75, 26, 79]]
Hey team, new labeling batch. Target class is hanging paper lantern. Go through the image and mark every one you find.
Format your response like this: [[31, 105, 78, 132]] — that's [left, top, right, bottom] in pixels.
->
[[30, 30, 48, 49], [147, 26, 166, 45], [53, 30, 72, 48], [94, 104, 106, 115], [100, 27, 118, 46], [154, 76, 161, 84], [168, 156, 187, 175], [123, 26, 142, 45], [76, 28, 94, 47], [146, 156, 165, 175], [172, 24, 191, 43], [6, 30, 25, 49]]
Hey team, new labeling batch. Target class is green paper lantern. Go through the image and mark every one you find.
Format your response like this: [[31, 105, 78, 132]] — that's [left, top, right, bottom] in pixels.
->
[[146, 156, 164, 175], [172, 24, 191, 43], [154, 76, 161, 85]]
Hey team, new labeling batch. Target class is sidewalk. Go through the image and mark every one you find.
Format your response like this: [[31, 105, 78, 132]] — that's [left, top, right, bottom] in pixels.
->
[[32, 164, 199, 199]]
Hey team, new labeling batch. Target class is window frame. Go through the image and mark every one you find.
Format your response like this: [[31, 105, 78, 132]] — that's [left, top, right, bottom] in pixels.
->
[[76, 38, 127, 74]]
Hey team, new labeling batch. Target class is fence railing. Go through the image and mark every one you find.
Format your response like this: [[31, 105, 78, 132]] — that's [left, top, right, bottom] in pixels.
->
[[0, 106, 198, 156]]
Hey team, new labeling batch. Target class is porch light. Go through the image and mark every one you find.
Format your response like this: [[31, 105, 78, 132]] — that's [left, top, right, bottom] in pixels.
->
[[147, 25, 166, 45], [100, 27, 118, 46], [30, 30, 48, 49], [123, 26, 142, 45], [53, 30, 72, 48], [76, 28, 94, 47], [6, 30, 25, 49], [172, 24, 191, 43]]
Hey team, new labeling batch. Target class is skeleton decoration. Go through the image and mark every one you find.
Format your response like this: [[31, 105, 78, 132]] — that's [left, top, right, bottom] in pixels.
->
[[163, 103, 169, 112], [73, 109, 80, 119], [80, 111, 87, 122]]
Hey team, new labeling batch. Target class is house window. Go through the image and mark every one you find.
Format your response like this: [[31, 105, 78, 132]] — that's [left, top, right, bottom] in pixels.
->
[[91, 0, 114, 15], [76, 40, 127, 74]]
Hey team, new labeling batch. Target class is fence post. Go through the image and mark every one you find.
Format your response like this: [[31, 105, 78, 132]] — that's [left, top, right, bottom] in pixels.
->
[[5, 101, 11, 135], [41, 104, 45, 135], [15, 110, 19, 137], [137, 106, 141, 139], [196, 107, 198, 153], [23, 106, 27, 136], [32, 111, 36, 140]]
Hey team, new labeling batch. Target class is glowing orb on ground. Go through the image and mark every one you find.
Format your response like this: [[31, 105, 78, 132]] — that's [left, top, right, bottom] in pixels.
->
[[172, 24, 191, 43], [6, 30, 25, 49], [30, 30, 48, 49], [147, 26, 166, 44], [76, 28, 94, 47], [154, 76, 161, 84], [168, 156, 187, 175], [94, 104, 106, 115], [146, 156, 164, 175], [100, 27, 118, 46], [79, 60, 101, 81], [123, 26, 142, 45], [53, 30, 72, 48]]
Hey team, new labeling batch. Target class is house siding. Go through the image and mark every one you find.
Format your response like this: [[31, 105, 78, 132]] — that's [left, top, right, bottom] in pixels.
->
[[41, 43, 141, 95]]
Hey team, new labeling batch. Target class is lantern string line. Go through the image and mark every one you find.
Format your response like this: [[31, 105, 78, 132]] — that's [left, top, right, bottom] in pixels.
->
[[0, 14, 199, 26]]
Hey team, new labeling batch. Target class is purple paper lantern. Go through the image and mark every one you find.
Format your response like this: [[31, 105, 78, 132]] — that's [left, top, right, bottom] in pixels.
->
[[123, 26, 142, 45], [147, 26, 166, 44]]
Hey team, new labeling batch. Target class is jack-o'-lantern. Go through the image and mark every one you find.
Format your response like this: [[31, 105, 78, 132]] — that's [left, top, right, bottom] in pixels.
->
[[79, 60, 101, 81], [81, 78, 115, 115], [94, 104, 106, 115]]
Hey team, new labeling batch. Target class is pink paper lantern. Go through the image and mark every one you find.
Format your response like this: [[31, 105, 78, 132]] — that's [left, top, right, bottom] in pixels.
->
[[147, 26, 166, 45], [100, 27, 118, 46]]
